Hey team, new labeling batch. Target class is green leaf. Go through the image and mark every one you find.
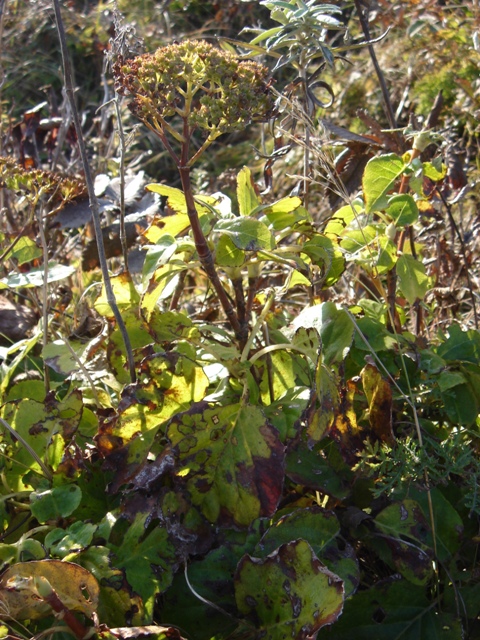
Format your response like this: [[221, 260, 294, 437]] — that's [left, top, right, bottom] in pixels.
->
[[396, 254, 429, 304], [255, 507, 359, 597], [3, 236, 42, 265], [363, 154, 405, 213], [324, 201, 364, 237], [30, 484, 82, 522], [215, 234, 245, 267], [43, 339, 88, 376], [95, 272, 140, 317], [45, 521, 97, 557], [423, 160, 447, 181], [386, 194, 419, 226], [331, 579, 463, 639], [167, 402, 284, 527], [214, 217, 274, 251], [301, 234, 345, 287], [373, 500, 433, 585], [235, 540, 344, 640], [0, 263, 75, 289], [237, 166, 261, 216], [0, 538, 45, 572], [437, 324, 480, 364], [112, 512, 176, 621], [290, 302, 354, 366]]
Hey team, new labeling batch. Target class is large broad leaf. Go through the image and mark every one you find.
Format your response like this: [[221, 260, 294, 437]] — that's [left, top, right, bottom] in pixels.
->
[[363, 154, 405, 213], [30, 485, 82, 523], [167, 402, 284, 527], [237, 166, 261, 216], [146, 183, 218, 217], [301, 235, 345, 287], [330, 578, 463, 639], [95, 272, 140, 318], [0, 560, 99, 621], [72, 546, 146, 627], [96, 352, 209, 490], [235, 540, 344, 640], [396, 254, 429, 304], [437, 323, 480, 364], [214, 217, 275, 251], [254, 508, 359, 597]]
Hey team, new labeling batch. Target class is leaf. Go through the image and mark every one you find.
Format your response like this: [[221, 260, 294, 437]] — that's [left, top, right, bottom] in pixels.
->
[[331, 578, 463, 639], [0, 538, 45, 572], [0, 560, 99, 621], [167, 402, 285, 526], [396, 254, 429, 304], [214, 217, 274, 251], [215, 234, 245, 267], [301, 235, 345, 287], [386, 194, 419, 227], [237, 166, 261, 216], [45, 521, 97, 557], [361, 363, 395, 445], [111, 512, 176, 621], [43, 339, 88, 376], [146, 183, 218, 217], [235, 540, 344, 640], [290, 302, 354, 366], [95, 272, 140, 317], [255, 508, 359, 597], [260, 196, 304, 230], [373, 500, 433, 585], [324, 201, 363, 237], [285, 442, 351, 500], [0, 263, 76, 289], [437, 323, 480, 364], [72, 546, 146, 627], [307, 364, 340, 445], [3, 236, 42, 265], [30, 484, 82, 522], [100, 626, 187, 640], [363, 154, 405, 213]]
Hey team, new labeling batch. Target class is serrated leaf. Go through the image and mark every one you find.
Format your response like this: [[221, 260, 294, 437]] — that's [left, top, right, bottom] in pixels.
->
[[235, 540, 344, 640], [363, 154, 405, 213], [396, 254, 429, 304], [167, 402, 284, 527]]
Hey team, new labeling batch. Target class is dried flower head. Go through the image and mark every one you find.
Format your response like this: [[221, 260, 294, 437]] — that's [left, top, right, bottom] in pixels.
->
[[114, 40, 274, 160]]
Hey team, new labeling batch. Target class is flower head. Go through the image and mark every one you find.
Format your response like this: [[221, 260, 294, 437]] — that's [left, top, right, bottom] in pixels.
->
[[114, 40, 274, 141]]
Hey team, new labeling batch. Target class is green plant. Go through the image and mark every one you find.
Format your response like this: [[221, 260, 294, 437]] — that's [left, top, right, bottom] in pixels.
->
[[0, 2, 479, 640]]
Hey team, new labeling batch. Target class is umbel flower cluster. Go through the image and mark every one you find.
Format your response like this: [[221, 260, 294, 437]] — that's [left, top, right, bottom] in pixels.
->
[[114, 39, 274, 161]]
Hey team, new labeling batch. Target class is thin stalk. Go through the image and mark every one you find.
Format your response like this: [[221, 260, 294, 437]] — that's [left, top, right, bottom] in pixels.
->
[[353, 0, 397, 132], [36, 201, 50, 395], [52, 0, 136, 383], [114, 98, 129, 269]]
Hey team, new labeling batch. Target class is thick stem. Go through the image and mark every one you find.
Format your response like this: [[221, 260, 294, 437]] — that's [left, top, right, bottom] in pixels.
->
[[52, 0, 136, 383], [178, 166, 245, 342]]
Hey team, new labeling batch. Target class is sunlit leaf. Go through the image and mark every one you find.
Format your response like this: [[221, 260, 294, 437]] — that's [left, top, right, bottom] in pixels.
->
[[361, 363, 395, 445], [396, 254, 429, 304], [237, 166, 261, 216], [0, 560, 99, 621], [363, 154, 405, 213], [386, 194, 419, 227], [167, 402, 284, 526], [214, 217, 274, 251], [0, 263, 75, 289], [30, 484, 82, 522]]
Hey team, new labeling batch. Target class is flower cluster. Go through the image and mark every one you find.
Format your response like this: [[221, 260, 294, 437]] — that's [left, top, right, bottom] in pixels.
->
[[114, 39, 274, 139]]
